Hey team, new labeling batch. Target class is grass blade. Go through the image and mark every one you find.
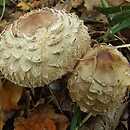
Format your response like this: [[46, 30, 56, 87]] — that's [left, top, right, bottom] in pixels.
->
[[98, 5, 130, 14], [111, 18, 130, 34], [111, 11, 130, 24], [0, 0, 9, 6], [70, 105, 81, 130], [100, 0, 109, 8]]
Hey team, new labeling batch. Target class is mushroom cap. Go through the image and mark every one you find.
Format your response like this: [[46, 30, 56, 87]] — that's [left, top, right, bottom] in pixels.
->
[[0, 8, 90, 87], [68, 44, 130, 115]]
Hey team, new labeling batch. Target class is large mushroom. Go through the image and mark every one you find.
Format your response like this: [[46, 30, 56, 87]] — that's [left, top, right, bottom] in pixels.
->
[[68, 44, 130, 115], [0, 8, 90, 87]]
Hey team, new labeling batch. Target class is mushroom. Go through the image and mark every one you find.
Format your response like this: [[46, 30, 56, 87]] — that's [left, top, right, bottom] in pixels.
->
[[68, 44, 130, 115], [0, 8, 91, 87]]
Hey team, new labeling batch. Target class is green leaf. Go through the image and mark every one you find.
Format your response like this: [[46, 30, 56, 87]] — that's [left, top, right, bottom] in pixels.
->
[[111, 18, 130, 34], [98, 5, 130, 15], [0, 0, 9, 6], [100, 0, 114, 22], [98, 0, 130, 42], [100, 0, 109, 8], [111, 11, 130, 24], [70, 105, 81, 130]]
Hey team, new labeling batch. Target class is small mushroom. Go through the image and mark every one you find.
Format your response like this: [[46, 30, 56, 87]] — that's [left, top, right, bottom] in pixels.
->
[[0, 8, 90, 87], [68, 44, 130, 115]]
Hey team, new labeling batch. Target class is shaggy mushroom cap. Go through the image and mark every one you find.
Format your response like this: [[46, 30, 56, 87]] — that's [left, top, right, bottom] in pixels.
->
[[0, 8, 90, 87], [68, 44, 130, 115]]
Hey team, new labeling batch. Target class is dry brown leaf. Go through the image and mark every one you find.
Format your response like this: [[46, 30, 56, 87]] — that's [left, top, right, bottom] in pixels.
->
[[0, 110, 4, 129], [17, 0, 51, 10], [84, 0, 100, 11], [71, 0, 83, 8], [0, 80, 23, 112], [17, 1, 32, 11], [108, 0, 126, 6], [84, 0, 130, 11], [14, 105, 69, 130], [31, 0, 41, 8], [15, 117, 56, 130], [0, 20, 7, 33]]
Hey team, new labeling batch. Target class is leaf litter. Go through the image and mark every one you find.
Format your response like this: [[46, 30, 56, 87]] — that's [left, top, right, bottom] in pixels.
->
[[0, 0, 130, 130]]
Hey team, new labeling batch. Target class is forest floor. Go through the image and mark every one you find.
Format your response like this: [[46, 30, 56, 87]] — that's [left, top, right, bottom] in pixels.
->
[[0, 0, 130, 130]]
